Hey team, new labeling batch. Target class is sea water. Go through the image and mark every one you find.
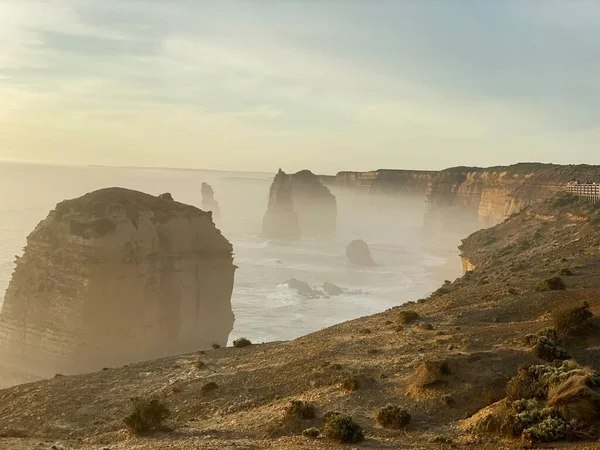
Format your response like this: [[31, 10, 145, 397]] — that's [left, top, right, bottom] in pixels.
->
[[0, 161, 461, 344]]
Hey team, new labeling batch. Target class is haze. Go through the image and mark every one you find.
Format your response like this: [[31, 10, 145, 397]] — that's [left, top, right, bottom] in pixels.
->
[[1, 0, 600, 173]]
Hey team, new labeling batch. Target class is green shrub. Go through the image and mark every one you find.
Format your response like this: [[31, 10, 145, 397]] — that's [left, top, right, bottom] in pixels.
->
[[302, 427, 320, 438], [536, 277, 566, 292], [376, 404, 411, 429], [323, 414, 364, 443], [284, 400, 316, 420], [552, 301, 594, 336], [531, 336, 570, 362], [399, 310, 420, 324], [525, 327, 559, 346], [123, 396, 171, 433], [232, 337, 252, 348]]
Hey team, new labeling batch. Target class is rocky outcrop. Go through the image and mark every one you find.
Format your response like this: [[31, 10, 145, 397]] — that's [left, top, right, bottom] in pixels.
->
[[290, 170, 337, 236], [346, 239, 377, 266], [159, 192, 174, 201], [201, 183, 221, 219], [323, 282, 343, 296], [262, 170, 301, 239], [285, 278, 320, 298], [0, 187, 236, 378]]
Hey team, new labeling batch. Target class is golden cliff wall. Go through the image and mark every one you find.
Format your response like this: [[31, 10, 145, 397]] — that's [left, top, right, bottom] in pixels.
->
[[0, 188, 236, 378]]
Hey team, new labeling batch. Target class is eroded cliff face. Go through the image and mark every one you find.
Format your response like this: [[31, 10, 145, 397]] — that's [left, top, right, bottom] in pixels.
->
[[334, 169, 437, 195], [262, 169, 301, 239], [0, 188, 235, 378], [424, 164, 564, 233], [290, 170, 337, 236]]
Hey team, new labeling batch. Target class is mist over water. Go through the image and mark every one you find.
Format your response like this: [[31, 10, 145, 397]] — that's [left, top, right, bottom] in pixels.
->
[[0, 162, 462, 344]]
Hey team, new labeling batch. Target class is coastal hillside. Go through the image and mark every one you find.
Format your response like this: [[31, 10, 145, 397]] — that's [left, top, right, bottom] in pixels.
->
[[1, 193, 600, 449]]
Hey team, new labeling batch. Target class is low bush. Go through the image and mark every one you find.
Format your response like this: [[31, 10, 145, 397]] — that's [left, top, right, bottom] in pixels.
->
[[560, 268, 574, 276], [302, 427, 320, 438], [536, 277, 566, 292], [532, 336, 570, 362], [525, 328, 569, 362], [201, 381, 219, 394], [341, 376, 361, 392], [284, 400, 316, 420], [233, 337, 252, 348], [550, 193, 579, 208], [212, 343, 221, 349], [323, 413, 364, 443], [376, 404, 411, 429], [399, 310, 420, 324], [552, 301, 594, 336], [123, 396, 171, 433], [441, 394, 455, 406]]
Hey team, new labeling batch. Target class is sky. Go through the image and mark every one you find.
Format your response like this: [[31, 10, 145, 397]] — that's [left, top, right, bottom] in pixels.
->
[[1, 1, 600, 174]]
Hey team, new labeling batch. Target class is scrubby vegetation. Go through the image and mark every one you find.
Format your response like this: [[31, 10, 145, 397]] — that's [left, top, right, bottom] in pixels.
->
[[536, 276, 566, 292], [201, 381, 219, 394], [501, 361, 600, 443], [550, 192, 579, 209], [552, 301, 594, 336], [123, 396, 171, 433], [284, 400, 316, 420], [233, 337, 252, 348], [302, 427, 320, 438], [399, 310, 420, 324], [376, 404, 411, 429], [323, 413, 364, 443], [525, 327, 569, 361], [341, 376, 361, 392], [211, 343, 221, 349]]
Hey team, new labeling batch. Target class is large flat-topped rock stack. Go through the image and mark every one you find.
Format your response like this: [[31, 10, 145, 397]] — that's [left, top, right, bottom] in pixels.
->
[[0, 187, 236, 378]]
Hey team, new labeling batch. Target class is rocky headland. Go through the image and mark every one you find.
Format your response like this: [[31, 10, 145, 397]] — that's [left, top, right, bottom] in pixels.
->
[[1, 190, 600, 448], [326, 164, 600, 233], [0, 188, 236, 381]]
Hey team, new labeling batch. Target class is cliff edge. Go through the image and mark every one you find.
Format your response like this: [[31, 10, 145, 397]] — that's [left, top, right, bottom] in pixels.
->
[[0, 187, 236, 380]]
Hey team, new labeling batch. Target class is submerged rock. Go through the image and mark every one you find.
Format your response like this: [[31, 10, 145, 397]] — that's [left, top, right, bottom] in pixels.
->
[[286, 278, 320, 298], [262, 169, 301, 239], [0, 187, 236, 378], [346, 239, 377, 266], [201, 182, 221, 219], [323, 282, 344, 296]]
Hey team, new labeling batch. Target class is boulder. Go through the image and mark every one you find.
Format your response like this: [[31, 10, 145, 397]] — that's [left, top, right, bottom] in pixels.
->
[[286, 278, 320, 298], [262, 169, 301, 239], [323, 282, 344, 296], [201, 182, 221, 219], [0, 187, 236, 379], [346, 239, 377, 266], [159, 192, 174, 201]]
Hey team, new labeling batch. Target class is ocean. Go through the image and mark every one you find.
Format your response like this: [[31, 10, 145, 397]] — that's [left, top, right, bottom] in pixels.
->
[[0, 161, 462, 344]]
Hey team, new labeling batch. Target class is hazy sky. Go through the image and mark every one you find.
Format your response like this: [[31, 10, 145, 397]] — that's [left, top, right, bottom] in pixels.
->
[[1, 1, 600, 173]]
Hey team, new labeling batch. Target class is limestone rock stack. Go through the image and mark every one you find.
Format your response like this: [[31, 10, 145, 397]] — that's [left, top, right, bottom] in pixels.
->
[[201, 182, 221, 219], [0, 188, 236, 377], [290, 170, 337, 237], [262, 169, 301, 239]]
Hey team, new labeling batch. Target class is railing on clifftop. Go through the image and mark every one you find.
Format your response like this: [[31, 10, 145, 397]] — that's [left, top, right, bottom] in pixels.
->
[[566, 183, 600, 203]]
